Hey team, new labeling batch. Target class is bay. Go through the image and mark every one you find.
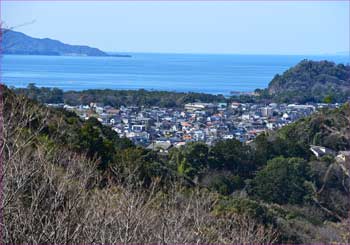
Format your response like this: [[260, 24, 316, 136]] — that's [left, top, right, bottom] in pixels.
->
[[2, 53, 349, 95]]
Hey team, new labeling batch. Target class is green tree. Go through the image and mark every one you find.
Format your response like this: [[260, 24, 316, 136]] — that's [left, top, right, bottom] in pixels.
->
[[77, 121, 115, 169], [249, 156, 311, 205], [207, 174, 244, 195], [209, 139, 255, 177], [169, 142, 209, 178], [323, 95, 333, 104], [114, 147, 172, 186]]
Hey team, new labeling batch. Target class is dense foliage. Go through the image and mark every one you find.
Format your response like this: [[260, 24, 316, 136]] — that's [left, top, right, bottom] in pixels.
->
[[13, 83, 227, 108], [259, 60, 350, 103], [249, 157, 311, 205]]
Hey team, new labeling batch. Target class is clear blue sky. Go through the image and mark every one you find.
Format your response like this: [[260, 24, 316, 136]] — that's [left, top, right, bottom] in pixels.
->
[[1, 1, 349, 55]]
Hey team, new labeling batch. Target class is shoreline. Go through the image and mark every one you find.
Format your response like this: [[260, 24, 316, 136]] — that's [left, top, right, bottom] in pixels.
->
[[7, 83, 257, 97]]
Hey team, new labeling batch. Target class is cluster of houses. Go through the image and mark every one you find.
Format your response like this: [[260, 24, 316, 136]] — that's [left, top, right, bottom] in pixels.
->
[[49, 101, 342, 152], [310, 145, 350, 175]]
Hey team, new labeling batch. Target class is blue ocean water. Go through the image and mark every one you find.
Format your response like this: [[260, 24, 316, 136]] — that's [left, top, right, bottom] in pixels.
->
[[1, 53, 349, 95]]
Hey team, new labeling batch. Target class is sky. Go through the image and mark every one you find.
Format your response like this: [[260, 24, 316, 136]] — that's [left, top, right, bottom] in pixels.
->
[[1, 1, 349, 55]]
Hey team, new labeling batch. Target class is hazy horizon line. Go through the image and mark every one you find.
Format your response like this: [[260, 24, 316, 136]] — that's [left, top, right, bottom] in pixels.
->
[[106, 50, 350, 57]]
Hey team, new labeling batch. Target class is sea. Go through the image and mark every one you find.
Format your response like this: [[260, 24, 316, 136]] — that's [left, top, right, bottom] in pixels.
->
[[1, 53, 349, 95]]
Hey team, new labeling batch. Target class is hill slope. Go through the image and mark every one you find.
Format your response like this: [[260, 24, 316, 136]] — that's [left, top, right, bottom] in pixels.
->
[[1, 29, 110, 56], [277, 103, 350, 151], [263, 60, 350, 103], [2, 85, 350, 243]]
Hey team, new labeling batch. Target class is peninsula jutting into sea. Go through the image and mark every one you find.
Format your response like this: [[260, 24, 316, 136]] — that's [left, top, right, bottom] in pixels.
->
[[2, 29, 131, 57]]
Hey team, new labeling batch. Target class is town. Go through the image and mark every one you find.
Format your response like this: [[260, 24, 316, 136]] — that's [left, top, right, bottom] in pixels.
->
[[48, 101, 342, 153]]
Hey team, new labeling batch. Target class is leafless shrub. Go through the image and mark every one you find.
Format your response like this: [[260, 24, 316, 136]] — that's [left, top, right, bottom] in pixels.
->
[[79, 184, 278, 244]]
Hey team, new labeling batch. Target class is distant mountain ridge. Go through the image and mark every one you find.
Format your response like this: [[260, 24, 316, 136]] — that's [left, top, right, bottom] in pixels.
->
[[1, 29, 130, 57]]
